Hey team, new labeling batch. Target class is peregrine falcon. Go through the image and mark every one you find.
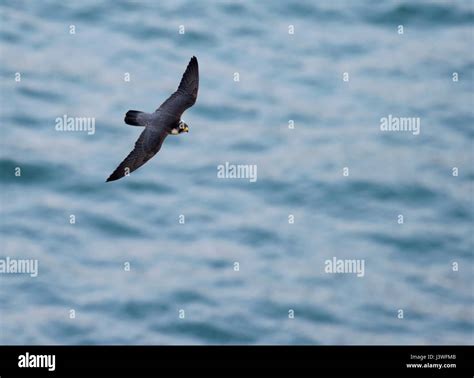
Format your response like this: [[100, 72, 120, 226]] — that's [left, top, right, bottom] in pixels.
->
[[106, 56, 199, 182]]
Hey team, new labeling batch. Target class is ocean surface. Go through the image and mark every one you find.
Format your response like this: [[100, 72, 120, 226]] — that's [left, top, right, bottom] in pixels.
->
[[0, 0, 473, 345]]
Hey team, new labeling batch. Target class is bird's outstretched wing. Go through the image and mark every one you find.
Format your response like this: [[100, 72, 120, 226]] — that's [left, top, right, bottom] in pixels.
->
[[156, 56, 199, 120], [106, 127, 168, 182]]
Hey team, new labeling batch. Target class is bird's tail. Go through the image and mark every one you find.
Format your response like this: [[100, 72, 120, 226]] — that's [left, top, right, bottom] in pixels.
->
[[124, 110, 149, 126]]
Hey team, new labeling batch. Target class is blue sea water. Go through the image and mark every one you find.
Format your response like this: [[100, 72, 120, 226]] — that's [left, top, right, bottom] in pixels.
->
[[0, 0, 473, 345]]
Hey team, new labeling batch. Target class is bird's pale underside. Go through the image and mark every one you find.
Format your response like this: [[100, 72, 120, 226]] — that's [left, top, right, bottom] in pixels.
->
[[106, 56, 199, 182]]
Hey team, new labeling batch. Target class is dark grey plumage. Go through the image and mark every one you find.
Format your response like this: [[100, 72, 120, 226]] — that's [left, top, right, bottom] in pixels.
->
[[106, 56, 199, 182]]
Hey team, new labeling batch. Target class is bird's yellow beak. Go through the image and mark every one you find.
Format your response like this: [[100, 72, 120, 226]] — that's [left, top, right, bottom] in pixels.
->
[[184, 125, 189, 132]]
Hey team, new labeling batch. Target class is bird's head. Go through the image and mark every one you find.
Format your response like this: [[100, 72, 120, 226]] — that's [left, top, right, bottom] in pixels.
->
[[171, 120, 189, 135], [178, 120, 189, 133]]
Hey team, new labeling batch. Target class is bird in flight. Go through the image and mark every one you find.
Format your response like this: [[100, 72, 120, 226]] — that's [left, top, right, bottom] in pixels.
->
[[106, 56, 199, 182]]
